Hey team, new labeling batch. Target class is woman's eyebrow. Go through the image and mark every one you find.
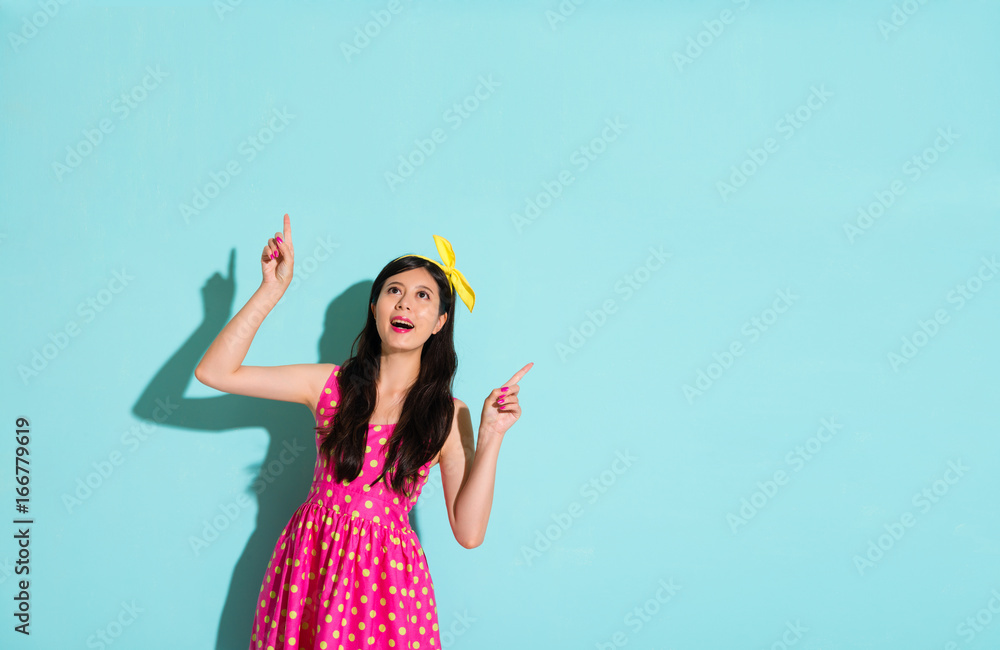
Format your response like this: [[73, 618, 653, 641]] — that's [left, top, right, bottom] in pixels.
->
[[387, 281, 434, 293]]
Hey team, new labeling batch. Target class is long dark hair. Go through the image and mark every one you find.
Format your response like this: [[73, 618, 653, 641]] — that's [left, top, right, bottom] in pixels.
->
[[315, 255, 457, 499]]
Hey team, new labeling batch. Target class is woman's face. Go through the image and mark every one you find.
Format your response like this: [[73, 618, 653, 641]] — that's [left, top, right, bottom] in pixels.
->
[[371, 267, 447, 351]]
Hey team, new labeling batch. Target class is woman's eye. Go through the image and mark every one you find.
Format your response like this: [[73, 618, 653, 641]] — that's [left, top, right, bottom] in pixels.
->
[[387, 287, 428, 298]]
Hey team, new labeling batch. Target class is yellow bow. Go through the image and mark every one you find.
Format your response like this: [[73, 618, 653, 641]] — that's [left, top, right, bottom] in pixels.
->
[[395, 235, 475, 312]]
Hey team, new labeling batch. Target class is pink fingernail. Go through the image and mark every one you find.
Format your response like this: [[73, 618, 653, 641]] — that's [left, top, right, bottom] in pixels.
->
[[501, 387, 508, 392], [276, 236, 283, 243], [498, 397, 504, 403], [271, 251, 276, 259]]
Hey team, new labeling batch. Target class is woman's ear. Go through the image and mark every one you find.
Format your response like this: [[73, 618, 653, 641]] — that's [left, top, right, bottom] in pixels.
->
[[433, 312, 447, 335]]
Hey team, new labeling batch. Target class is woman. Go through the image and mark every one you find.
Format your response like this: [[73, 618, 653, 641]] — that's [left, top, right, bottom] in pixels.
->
[[194, 213, 532, 649]]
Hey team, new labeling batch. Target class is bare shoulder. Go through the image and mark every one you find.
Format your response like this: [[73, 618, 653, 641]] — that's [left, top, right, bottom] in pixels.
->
[[431, 398, 471, 469], [303, 363, 339, 412]]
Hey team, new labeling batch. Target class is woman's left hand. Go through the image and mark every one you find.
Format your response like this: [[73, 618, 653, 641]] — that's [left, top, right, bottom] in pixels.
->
[[481, 362, 533, 438]]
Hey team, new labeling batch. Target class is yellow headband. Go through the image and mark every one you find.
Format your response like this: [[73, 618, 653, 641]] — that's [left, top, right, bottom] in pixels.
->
[[392, 235, 475, 312]]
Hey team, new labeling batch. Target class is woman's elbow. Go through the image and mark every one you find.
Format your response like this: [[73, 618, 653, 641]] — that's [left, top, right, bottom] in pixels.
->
[[193, 364, 212, 387], [456, 531, 484, 549]]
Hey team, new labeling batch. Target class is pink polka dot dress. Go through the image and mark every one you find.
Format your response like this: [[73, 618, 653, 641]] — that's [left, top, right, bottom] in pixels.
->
[[250, 365, 441, 649]]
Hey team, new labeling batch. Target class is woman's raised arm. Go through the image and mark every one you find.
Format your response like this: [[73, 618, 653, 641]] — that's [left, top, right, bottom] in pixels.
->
[[194, 214, 327, 407]]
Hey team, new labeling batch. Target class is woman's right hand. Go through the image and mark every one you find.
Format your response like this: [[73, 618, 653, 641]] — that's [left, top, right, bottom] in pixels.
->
[[261, 213, 295, 292]]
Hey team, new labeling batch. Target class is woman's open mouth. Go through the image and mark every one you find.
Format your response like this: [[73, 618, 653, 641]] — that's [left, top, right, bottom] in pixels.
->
[[390, 317, 414, 333]]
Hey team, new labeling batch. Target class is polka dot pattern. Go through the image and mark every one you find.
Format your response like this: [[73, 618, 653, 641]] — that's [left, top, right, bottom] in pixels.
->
[[251, 365, 441, 649]]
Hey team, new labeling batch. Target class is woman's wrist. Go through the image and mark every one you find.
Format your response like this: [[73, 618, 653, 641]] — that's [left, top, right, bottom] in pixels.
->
[[256, 282, 286, 302], [477, 424, 504, 450]]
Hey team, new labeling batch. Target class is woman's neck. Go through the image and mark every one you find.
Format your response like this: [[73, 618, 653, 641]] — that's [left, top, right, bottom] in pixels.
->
[[376, 351, 420, 395]]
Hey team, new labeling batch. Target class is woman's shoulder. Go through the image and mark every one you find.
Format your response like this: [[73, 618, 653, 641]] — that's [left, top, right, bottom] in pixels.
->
[[313, 362, 340, 385], [430, 397, 468, 467], [450, 396, 468, 421], [305, 363, 341, 415]]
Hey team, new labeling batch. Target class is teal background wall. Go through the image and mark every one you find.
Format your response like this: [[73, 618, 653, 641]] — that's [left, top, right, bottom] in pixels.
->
[[3, 1, 999, 648]]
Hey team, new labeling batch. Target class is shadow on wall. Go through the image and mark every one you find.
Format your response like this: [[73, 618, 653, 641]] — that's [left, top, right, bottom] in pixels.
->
[[131, 248, 427, 649]]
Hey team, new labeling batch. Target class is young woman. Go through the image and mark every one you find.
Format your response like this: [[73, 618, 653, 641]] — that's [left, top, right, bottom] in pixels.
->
[[194, 214, 532, 649]]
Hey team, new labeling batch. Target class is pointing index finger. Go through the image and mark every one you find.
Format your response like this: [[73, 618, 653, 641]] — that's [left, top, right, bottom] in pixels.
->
[[282, 213, 292, 245], [504, 362, 534, 388]]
